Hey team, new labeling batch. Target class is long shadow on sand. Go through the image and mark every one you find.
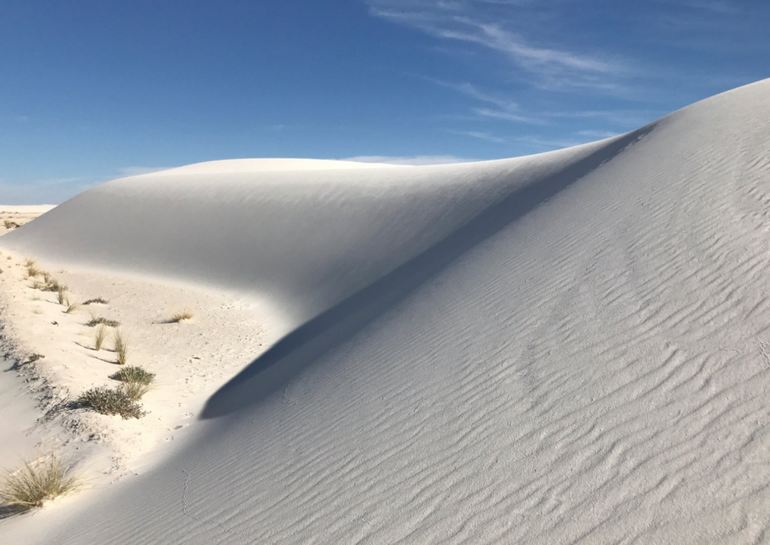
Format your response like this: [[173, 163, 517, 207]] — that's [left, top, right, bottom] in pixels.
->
[[201, 124, 656, 419]]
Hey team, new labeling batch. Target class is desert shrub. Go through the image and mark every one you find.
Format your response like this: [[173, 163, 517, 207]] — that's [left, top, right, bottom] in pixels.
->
[[77, 387, 143, 419], [86, 316, 119, 328], [94, 325, 107, 351], [0, 456, 77, 510], [110, 366, 155, 385], [114, 330, 127, 365], [82, 297, 108, 305], [3, 220, 20, 229]]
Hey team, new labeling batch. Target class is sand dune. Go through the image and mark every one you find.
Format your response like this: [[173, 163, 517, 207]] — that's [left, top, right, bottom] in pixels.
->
[[2, 78, 770, 543]]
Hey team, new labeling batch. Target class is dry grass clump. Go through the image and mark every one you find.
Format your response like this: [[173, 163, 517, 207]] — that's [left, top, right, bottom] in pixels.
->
[[25, 260, 40, 278], [0, 456, 77, 510], [94, 325, 107, 351], [121, 381, 150, 401], [164, 310, 193, 323], [32, 276, 66, 293], [77, 387, 143, 419], [3, 220, 20, 229], [82, 297, 108, 305], [110, 366, 155, 385], [86, 316, 119, 327], [114, 330, 127, 365]]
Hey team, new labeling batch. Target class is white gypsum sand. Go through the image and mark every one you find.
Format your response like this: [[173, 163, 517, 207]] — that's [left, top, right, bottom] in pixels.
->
[[1, 78, 770, 543]]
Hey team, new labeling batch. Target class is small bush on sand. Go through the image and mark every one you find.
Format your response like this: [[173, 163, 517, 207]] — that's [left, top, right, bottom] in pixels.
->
[[110, 366, 155, 385], [82, 297, 108, 305], [114, 330, 127, 365], [77, 387, 143, 419], [94, 325, 107, 351], [86, 316, 119, 328], [4, 220, 20, 230], [0, 456, 77, 510], [165, 311, 193, 323]]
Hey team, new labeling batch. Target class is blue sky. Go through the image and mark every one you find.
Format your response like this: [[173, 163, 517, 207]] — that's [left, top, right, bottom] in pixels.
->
[[1, 0, 768, 203]]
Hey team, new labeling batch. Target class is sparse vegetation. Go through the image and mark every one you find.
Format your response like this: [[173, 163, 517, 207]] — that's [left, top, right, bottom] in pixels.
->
[[94, 325, 107, 351], [3, 220, 20, 229], [121, 381, 150, 401], [165, 310, 193, 323], [57, 286, 67, 305], [0, 456, 77, 510], [110, 366, 155, 385], [77, 386, 143, 419], [86, 316, 120, 328], [82, 297, 108, 305], [114, 330, 127, 365], [31, 276, 66, 293], [25, 261, 40, 278]]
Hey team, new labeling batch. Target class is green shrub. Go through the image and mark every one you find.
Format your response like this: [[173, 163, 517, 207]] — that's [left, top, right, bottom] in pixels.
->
[[110, 366, 155, 385], [77, 387, 143, 419]]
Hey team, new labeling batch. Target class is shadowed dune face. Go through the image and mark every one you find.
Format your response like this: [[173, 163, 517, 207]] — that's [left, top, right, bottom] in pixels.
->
[[5, 79, 770, 544], [201, 124, 656, 419]]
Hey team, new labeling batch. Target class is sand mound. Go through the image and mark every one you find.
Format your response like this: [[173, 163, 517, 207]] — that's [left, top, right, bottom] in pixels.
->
[[3, 78, 770, 543]]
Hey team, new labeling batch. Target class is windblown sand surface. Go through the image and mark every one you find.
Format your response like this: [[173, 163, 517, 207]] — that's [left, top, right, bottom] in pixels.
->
[[2, 79, 770, 543]]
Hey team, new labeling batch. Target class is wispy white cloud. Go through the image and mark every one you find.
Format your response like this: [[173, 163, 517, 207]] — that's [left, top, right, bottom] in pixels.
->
[[424, 77, 544, 124], [368, 0, 620, 91], [448, 129, 507, 143], [575, 129, 619, 139], [343, 154, 472, 164]]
